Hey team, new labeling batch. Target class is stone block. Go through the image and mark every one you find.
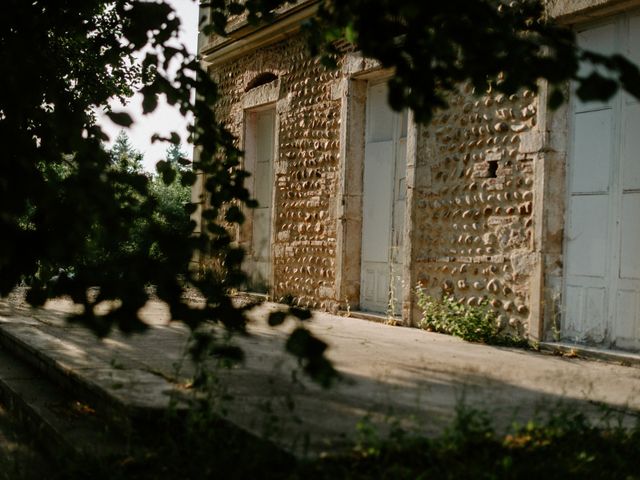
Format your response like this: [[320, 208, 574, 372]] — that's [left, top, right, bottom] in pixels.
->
[[518, 131, 548, 154]]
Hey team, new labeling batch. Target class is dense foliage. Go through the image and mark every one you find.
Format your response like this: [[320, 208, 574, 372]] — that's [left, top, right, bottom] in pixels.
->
[[5, 402, 640, 479], [0, 0, 332, 381], [150, 144, 194, 246], [416, 289, 499, 343], [415, 287, 528, 347], [208, 0, 640, 121], [102, 132, 192, 262]]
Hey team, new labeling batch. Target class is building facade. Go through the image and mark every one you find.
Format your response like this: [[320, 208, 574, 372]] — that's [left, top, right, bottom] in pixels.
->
[[193, 0, 640, 350]]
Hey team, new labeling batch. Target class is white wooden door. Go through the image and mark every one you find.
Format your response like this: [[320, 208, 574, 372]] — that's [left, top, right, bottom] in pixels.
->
[[564, 14, 640, 348], [361, 82, 408, 314], [615, 14, 640, 349], [247, 109, 275, 292]]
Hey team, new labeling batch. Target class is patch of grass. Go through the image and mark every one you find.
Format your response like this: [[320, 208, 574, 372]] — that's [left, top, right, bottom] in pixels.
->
[[415, 287, 528, 347], [298, 406, 640, 480], [6, 399, 640, 480]]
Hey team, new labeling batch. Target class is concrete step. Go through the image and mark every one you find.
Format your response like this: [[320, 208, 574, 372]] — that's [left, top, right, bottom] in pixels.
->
[[539, 341, 640, 367], [0, 306, 296, 465], [0, 344, 128, 460], [0, 310, 296, 465], [0, 315, 188, 435]]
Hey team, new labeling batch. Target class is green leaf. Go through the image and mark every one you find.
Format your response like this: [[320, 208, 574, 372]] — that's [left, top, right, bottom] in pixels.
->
[[224, 205, 244, 223], [344, 24, 357, 44], [285, 327, 327, 359], [548, 88, 564, 110], [576, 72, 618, 103], [227, 2, 245, 15], [161, 168, 177, 186], [180, 170, 197, 187], [289, 306, 312, 321], [141, 93, 159, 114], [155, 159, 169, 174], [106, 111, 134, 127], [268, 311, 287, 327], [25, 286, 47, 307]]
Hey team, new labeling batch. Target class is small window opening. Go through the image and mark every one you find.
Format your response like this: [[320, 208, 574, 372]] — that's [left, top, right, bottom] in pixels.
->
[[245, 72, 278, 92], [487, 160, 498, 178]]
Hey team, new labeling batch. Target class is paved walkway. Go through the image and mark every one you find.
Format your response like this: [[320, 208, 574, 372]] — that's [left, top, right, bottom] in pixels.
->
[[1, 296, 640, 455]]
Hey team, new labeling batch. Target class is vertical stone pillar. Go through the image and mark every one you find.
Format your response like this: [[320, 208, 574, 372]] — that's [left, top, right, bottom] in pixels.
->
[[335, 78, 367, 310], [529, 80, 569, 340], [406, 122, 434, 325]]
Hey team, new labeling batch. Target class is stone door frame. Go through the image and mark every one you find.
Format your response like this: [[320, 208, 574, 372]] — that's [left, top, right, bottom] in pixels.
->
[[334, 56, 419, 321], [239, 79, 282, 295]]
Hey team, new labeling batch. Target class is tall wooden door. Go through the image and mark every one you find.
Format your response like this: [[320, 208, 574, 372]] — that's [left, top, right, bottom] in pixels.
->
[[246, 109, 275, 292], [360, 82, 408, 314], [564, 13, 640, 349]]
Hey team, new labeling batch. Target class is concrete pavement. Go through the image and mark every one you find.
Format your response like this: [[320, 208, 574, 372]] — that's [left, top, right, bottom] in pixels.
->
[[1, 295, 639, 456]]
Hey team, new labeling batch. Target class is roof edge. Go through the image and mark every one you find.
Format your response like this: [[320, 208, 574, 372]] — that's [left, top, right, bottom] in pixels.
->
[[200, 2, 319, 69]]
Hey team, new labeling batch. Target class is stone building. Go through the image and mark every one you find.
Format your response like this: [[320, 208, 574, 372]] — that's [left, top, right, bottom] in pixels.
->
[[193, 0, 640, 351]]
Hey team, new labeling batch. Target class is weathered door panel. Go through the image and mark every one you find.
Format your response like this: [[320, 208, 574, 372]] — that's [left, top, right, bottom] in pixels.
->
[[248, 109, 275, 292], [360, 83, 408, 314], [564, 195, 610, 342], [614, 57, 640, 348], [361, 140, 394, 311], [564, 22, 616, 343], [390, 135, 407, 315], [564, 14, 640, 348]]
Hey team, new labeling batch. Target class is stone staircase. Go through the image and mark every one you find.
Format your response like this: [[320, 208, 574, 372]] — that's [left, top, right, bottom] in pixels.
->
[[0, 304, 190, 461]]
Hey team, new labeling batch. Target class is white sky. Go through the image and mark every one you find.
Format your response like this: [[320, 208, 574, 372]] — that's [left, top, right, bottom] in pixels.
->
[[99, 0, 200, 172]]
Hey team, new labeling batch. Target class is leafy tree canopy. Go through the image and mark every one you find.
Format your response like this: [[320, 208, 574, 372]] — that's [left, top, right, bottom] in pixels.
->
[[150, 143, 193, 242], [206, 0, 640, 121], [1, 0, 638, 385], [109, 130, 145, 175]]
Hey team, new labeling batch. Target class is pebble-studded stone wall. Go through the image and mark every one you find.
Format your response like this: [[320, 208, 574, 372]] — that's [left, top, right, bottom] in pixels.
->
[[212, 35, 342, 311], [414, 85, 539, 335], [211, 32, 542, 326]]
